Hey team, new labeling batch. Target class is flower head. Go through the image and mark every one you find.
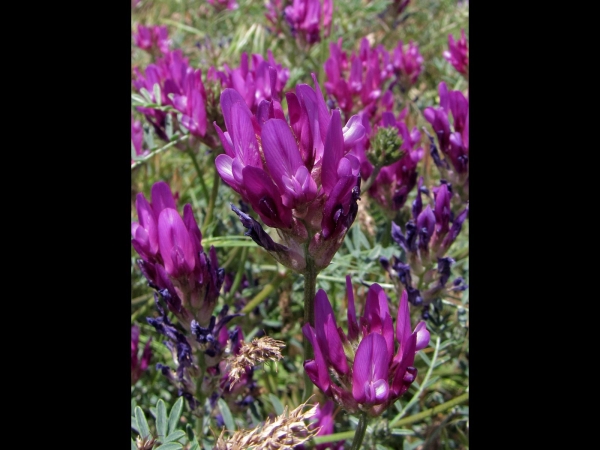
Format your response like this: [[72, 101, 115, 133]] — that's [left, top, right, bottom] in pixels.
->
[[423, 82, 469, 176], [215, 74, 366, 273], [132, 181, 224, 328], [213, 51, 289, 113], [302, 276, 430, 416], [392, 40, 424, 87], [283, 0, 333, 47], [443, 29, 469, 76]]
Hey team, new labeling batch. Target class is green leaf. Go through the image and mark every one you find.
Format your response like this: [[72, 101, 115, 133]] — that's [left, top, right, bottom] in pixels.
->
[[156, 400, 168, 439], [131, 416, 139, 433], [165, 114, 173, 140], [131, 438, 137, 450], [143, 124, 154, 151], [168, 397, 184, 435], [135, 406, 151, 440], [153, 83, 162, 107], [188, 439, 200, 450], [217, 398, 235, 431], [140, 87, 153, 103], [131, 93, 147, 104], [268, 394, 284, 415], [155, 443, 182, 450], [163, 430, 186, 443]]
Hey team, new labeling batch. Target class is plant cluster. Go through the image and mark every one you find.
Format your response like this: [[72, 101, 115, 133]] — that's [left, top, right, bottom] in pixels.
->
[[132, 0, 468, 448]]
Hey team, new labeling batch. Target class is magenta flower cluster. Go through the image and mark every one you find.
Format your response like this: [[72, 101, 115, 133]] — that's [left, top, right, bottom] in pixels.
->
[[443, 29, 468, 76], [323, 37, 424, 123], [133, 24, 171, 54], [303, 276, 430, 416], [132, 181, 224, 329], [133, 46, 209, 139], [324, 38, 395, 119], [283, 0, 333, 46], [424, 82, 469, 175], [209, 50, 290, 114], [214, 74, 366, 273]]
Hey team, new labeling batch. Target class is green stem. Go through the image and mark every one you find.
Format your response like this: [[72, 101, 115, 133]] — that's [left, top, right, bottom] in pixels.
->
[[202, 162, 220, 231], [186, 147, 210, 206], [226, 247, 248, 304], [390, 336, 440, 426], [302, 255, 318, 401], [361, 165, 381, 192], [392, 392, 469, 427], [241, 273, 285, 314], [350, 412, 369, 450], [131, 134, 189, 170]]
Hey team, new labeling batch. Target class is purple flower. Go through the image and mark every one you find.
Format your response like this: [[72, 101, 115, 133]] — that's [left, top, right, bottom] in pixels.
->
[[443, 29, 469, 76], [133, 49, 191, 140], [133, 24, 171, 54], [392, 40, 424, 87], [172, 68, 208, 137], [324, 38, 395, 121], [131, 325, 152, 385], [212, 51, 289, 113], [215, 75, 366, 273], [423, 82, 469, 176], [284, 0, 332, 47], [132, 181, 224, 328], [303, 275, 430, 416]]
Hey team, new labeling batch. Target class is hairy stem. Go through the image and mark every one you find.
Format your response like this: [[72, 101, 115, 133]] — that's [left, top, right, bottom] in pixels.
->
[[350, 411, 369, 450]]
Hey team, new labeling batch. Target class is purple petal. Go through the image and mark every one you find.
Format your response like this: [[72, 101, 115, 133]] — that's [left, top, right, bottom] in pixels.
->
[[352, 333, 390, 404], [158, 208, 196, 277], [213, 122, 234, 157], [321, 109, 344, 195], [396, 290, 412, 350], [390, 332, 417, 397], [134, 193, 159, 256], [183, 204, 203, 255], [151, 181, 176, 214], [315, 290, 348, 374], [261, 119, 304, 192], [342, 115, 366, 150], [241, 165, 293, 229], [215, 154, 241, 191], [302, 323, 331, 394], [413, 321, 430, 351]]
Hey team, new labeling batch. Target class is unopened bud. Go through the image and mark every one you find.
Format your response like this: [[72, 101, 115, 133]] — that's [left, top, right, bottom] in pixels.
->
[[368, 126, 405, 167]]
